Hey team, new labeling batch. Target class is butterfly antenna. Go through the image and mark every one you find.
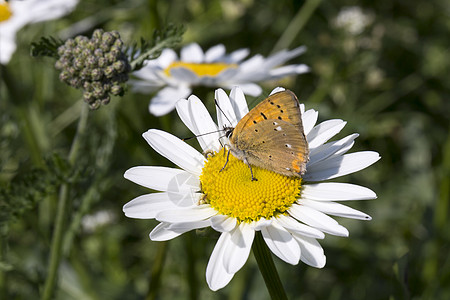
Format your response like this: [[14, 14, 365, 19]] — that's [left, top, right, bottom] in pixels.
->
[[182, 129, 225, 141], [214, 99, 233, 127]]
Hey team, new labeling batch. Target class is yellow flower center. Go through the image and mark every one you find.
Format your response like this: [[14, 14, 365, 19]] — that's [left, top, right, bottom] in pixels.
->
[[164, 61, 237, 77], [0, 1, 12, 22], [200, 148, 302, 223]]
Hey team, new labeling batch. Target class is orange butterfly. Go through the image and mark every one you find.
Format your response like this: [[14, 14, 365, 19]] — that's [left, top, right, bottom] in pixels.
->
[[222, 90, 309, 181]]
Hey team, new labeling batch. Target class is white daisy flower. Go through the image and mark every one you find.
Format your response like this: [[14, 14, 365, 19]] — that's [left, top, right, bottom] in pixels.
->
[[123, 86, 380, 291], [130, 43, 310, 116], [0, 0, 79, 64]]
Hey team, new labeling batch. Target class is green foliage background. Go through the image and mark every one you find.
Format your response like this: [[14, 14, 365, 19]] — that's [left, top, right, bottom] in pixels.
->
[[1, 0, 449, 299]]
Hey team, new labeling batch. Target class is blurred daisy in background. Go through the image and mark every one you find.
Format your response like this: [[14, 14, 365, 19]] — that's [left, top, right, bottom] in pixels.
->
[[333, 6, 374, 35], [130, 43, 310, 116], [0, 0, 79, 64], [122, 86, 380, 290]]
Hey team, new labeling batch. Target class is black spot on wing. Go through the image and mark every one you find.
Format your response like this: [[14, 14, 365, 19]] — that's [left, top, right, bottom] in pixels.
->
[[260, 112, 267, 120]]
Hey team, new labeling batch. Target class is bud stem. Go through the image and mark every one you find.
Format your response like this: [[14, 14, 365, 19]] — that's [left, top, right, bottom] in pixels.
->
[[42, 103, 89, 300]]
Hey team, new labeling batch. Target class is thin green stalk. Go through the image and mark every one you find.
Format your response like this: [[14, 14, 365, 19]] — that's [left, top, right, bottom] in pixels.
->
[[146, 242, 169, 300], [130, 36, 182, 71], [0, 225, 9, 299], [252, 232, 288, 300], [185, 232, 198, 300], [271, 0, 322, 54], [42, 103, 90, 300], [435, 131, 450, 229]]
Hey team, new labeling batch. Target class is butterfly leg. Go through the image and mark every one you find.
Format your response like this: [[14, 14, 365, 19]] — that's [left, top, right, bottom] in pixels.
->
[[243, 158, 258, 181], [220, 148, 231, 172]]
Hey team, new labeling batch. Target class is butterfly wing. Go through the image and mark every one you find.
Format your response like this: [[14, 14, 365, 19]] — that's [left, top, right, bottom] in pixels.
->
[[232, 119, 309, 177], [232, 90, 306, 137]]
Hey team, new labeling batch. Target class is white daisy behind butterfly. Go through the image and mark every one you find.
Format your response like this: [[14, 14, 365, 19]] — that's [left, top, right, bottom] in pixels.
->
[[130, 43, 309, 116]]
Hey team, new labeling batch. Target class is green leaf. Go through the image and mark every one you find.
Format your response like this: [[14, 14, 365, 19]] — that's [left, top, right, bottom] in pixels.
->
[[30, 36, 64, 58], [127, 23, 185, 71]]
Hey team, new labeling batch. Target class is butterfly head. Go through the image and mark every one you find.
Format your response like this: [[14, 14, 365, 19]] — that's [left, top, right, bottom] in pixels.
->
[[222, 126, 234, 140]]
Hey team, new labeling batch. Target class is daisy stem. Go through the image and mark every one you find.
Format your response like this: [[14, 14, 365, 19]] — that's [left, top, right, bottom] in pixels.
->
[[184, 232, 198, 300], [146, 242, 168, 300], [42, 103, 89, 300], [271, 0, 322, 54], [252, 232, 288, 300]]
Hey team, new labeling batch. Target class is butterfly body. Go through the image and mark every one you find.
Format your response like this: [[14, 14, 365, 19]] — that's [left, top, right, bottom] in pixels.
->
[[224, 90, 309, 178]]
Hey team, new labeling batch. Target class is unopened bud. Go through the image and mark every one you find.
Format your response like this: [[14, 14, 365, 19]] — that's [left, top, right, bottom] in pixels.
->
[[91, 68, 103, 81]]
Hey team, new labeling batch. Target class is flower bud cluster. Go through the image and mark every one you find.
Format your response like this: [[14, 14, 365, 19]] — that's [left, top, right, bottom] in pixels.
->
[[55, 29, 130, 109]]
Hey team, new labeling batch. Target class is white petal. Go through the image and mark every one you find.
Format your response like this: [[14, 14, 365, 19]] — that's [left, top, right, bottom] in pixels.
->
[[205, 44, 226, 62], [124, 166, 199, 192], [268, 64, 310, 78], [276, 215, 324, 239], [206, 232, 234, 291], [307, 120, 347, 149], [0, 33, 17, 64], [156, 48, 178, 68], [156, 205, 217, 223], [215, 88, 238, 129], [223, 223, 255, 273], [26, 0, 78, 23], [170, 67, 200, 84], [123, 192, 200, 219], [143, 129, 205, 176], [235, 83, 262, 97], [149, 222, 183, 241], [289, 204, 349, 237], [175, 98, 194, 133], [213, 67, 239, 81], [167, 219, 211, 231], [292, 234, 326, 268], [129, 79, 164, 93], [149, 86, 192, 116], [300, 199, 372, 220], [180, 43, 204, 62], [227, 48, 250, 63], [229, 87, 249, 121], [269, 87, 286, 95], [261, 223, 300, 265], [253, 218, 273, 230], [304, 151, 381, 181], [302, 109, 318, 136], [263, 46, 307, 69], [308, 133, 359, 166], [175, 96, 221, 152], [238, 54, 265, 73], [149, 221, 209, 241], [302, 183, 377, 201], [210, 215, 237, 232]]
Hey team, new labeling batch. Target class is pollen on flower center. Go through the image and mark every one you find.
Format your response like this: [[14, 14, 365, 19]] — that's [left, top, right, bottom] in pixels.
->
[[164, 61, 237, 77], [200, 148, 302, 223], [0, 1, 12, 22]]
